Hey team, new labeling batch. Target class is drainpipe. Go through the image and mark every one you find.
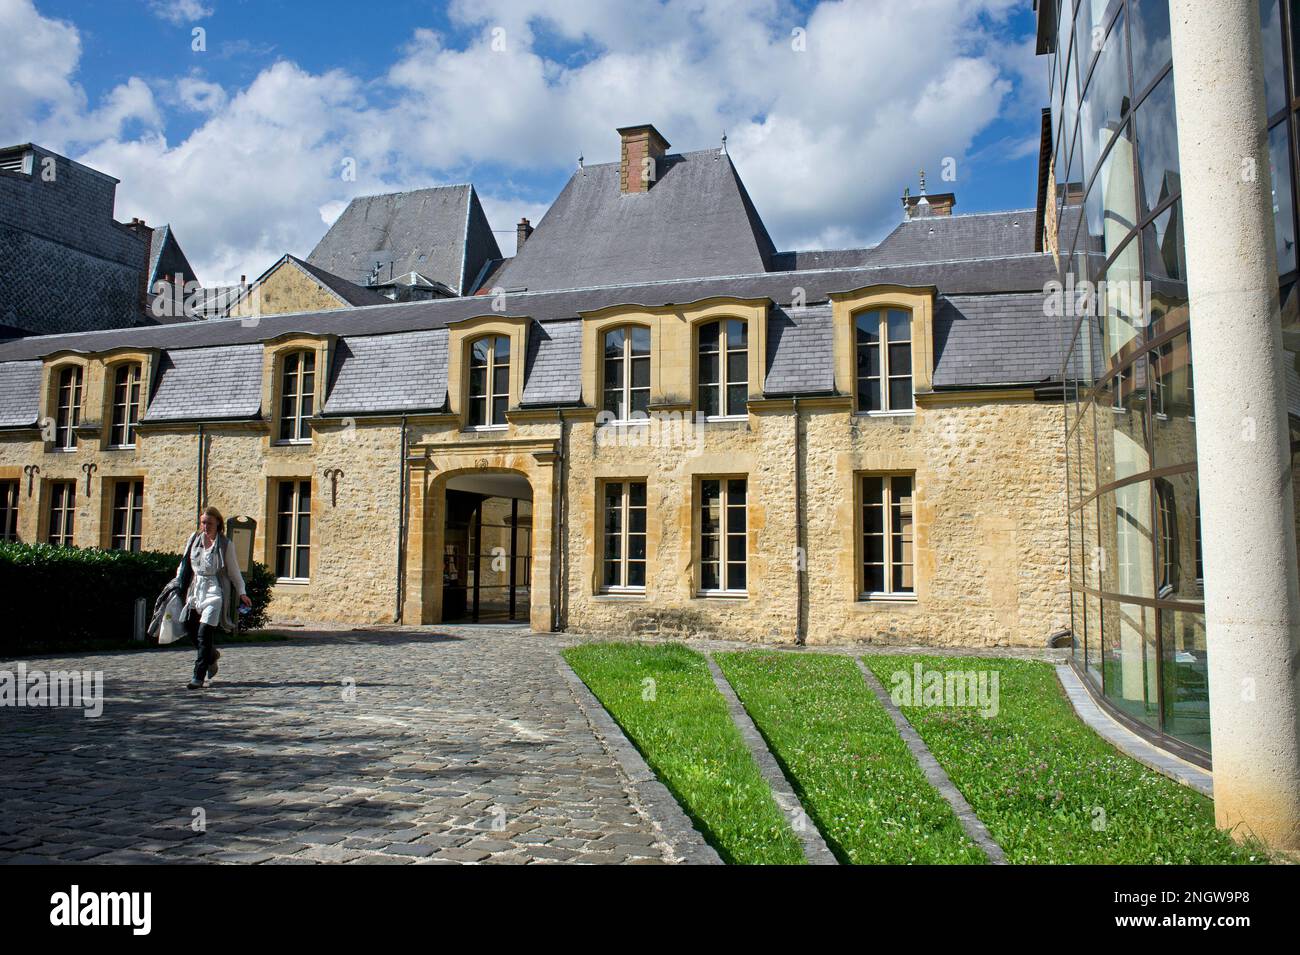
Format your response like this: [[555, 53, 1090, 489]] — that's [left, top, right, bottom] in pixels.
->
[[552, 409, 567, 633], [195, 423, 205, 515], [394, 415, 408, 623], [793, 397, 806, 646]]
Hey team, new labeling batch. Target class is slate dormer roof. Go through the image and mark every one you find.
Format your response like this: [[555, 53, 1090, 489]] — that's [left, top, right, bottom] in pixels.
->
[[865, 210, 1038, 266], [308, 185, 502, 296], [489, 150, 778, 293]]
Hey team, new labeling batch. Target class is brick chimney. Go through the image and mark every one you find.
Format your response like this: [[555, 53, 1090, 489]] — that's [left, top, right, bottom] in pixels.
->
[[618, 124, 670, 194], [902, 170, 955, 219], [516, 217, 533, 249]]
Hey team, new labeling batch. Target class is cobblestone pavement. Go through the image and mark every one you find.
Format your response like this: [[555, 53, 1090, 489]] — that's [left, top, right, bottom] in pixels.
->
[[0, 628, 680, 864]]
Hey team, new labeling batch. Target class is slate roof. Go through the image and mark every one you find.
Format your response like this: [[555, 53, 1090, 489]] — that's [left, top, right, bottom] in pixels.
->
[[0, 360, 40, 427], [308, 185, 501, 295], [521, 320, 582, 407], [323, 329, 449, 416], [866, 210, 1037, 266], [489, 150, 777, 292], [289, 256, 390, 307], [147, 224, 200, 288], [932, 293, 1060, 388], [765, 305, 835, 395], [143, 344, 264, 422]]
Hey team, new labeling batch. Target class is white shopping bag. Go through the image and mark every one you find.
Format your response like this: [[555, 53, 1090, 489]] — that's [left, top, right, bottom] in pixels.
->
[[158, 594, 185, 645]]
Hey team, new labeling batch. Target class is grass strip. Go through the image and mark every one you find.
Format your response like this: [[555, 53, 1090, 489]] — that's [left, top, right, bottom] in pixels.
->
[[716, 651, 986, 864], [564, 642, 804, 864], [863, 655, 1266, 864]]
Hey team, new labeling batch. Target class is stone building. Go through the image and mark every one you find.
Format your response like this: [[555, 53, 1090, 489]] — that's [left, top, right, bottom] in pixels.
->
[[0, 123, 1067, 648], [0, 143, 199, 337]]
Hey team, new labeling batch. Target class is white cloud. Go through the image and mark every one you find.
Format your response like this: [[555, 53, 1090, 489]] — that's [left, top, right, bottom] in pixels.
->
[[4, 0, 1041, 283], [147, 0, 213, 25]]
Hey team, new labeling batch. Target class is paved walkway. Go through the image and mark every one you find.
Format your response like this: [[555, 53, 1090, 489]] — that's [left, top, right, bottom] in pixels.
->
[[0, 628, 689, 864]]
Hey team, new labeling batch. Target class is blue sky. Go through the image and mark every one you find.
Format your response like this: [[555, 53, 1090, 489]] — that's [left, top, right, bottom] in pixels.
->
[[4, 0, 1047, 284]]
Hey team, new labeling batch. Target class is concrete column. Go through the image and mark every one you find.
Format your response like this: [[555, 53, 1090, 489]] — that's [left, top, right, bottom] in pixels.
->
[[1170, 0, 1300, 847]]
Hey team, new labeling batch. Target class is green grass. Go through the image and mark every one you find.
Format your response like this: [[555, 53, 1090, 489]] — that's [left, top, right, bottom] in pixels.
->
[[564, 642, 805, 864], [863, 656, 1266, 864], [717, 651, 986, 863]]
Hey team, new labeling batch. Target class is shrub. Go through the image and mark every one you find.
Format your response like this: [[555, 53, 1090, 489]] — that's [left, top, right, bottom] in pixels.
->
[[0, 541, 275, 652]]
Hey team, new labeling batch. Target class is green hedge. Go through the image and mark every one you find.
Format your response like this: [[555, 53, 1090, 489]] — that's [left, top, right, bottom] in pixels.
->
[[0, 541, 274, 652]]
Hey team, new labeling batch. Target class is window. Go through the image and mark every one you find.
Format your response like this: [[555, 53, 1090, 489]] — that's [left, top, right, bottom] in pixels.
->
[[275, 479, 311, 579], [47, 481, 75, 546], [110, 363, 143, 447], [602, 481, 647, 591], [278, 351, 315, 442], [108, 479, 144, 551], [855, 309, 913, 413], [698, 319, 748, 417], [54, 366, 82, 449], [0, 480, 17, 541], [602, 326, 651, 421], [699, 478, 746, 594], [861, 475, 914, 597], [468, 335, 510, 428], [1155, 479, 1178, 597]]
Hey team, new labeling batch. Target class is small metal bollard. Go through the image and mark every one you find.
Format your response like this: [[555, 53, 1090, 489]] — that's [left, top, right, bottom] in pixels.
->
[[133, 597, 148, 643]]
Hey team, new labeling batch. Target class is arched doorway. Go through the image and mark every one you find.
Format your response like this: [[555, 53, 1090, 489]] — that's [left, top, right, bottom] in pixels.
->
[[441, 472, 533, 623]]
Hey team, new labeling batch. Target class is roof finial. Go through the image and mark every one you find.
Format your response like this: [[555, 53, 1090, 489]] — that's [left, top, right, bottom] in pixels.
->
[[578, 153, 584, 172], [720, 131, 728, 157], [919, 168, 927, 195]]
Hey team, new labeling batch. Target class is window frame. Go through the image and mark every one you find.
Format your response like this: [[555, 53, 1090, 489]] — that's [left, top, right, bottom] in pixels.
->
[[696, 318, 749, 420], [0, 479, 18, 542], [53, 365, 83, 450], [109, 362, 144, 449], [859, 472, 916, 600], [110, 478, 144, 551], [601, 324, 652, 424], [854, 308, 915, 415], [696, 476, 748, 597], [276, 350, 316, 444], [46, 480, 76, 547], [274, 478, 312, 581], [466, 334, 511, 430], [600, 479, 648, 594]]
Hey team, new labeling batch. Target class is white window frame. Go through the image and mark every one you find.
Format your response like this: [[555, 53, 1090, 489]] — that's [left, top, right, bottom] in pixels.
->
[[601, 480, 647, 594], [697, 477, 747, 596], [109, 362, 143, 449], [46, 480, 76, 546], [601, 325, 652, 425], [860, 473, 915, 600], [54, 366, 82, 450], [275, 479, 312, 581], [697, 318, 749, 420], [277, 351, 315, 444], [110, 479, 144, 551], [855, 309, 914, 415], [0, 479, 18, 541], [467, 335, 510, 430]]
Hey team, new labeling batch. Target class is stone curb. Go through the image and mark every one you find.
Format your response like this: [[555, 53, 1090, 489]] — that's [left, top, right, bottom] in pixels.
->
[[855, 659, 1007, 864], [1055, 665, 1213, 798], [705, 656, 838, 864], [559, 660, 722, 865]]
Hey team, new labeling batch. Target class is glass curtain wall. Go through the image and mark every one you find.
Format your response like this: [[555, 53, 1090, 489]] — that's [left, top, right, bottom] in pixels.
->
[[1050, 0, 1300, 758]]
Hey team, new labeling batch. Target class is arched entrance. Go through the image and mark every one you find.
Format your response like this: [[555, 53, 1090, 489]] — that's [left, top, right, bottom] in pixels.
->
[[440, 472, 533, 623]]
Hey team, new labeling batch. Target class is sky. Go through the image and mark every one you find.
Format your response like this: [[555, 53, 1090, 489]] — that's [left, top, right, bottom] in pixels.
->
[[1, 0, 1048, 286]]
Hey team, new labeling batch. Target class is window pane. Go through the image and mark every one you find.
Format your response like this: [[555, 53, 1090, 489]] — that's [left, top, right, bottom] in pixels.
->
[[888, 377, 912, 411], [629, 482, 646, 507], [604, 328, 625, 357], [492, 366, 508, 396], [492, 396, 508, 423], [603, 560, 620, 588], [886, 310, 911, 343], [631, 326, 651, 355], [494, 334, 510, 360], [888, 342, 911, 376], [726, 351, 747, 385], [728, 479, 746, 502], [701, 562, 720, 591], [630, 389, 650, 416], [1079, 11, 1128, 184], [726, 319, 747, 348], [726, 384, 747, 415], [1161, 608, 1209, 751], [855, 312, 879, 343], [472, 338, 491, 364], [1135, 71, 1179, 218], [698, 352, 719, 385], [863, 564, 884, 593], [627, 562, 646, 588], [629, 536, 646, 561], [1269, 121, 1297, 274], [1130, 0, 1172, 95], [728, 562, 746, 591], [698, 322, 719, 351], [631, 357, 650, 389], [1262, 0, 1287, 117]]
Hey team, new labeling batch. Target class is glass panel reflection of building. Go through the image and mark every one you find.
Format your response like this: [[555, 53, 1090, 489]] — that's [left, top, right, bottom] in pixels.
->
[[1048, 0, 1300, 757]]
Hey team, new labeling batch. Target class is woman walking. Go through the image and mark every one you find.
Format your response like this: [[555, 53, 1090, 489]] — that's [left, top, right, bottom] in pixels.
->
[[177, 506, 251, 689]]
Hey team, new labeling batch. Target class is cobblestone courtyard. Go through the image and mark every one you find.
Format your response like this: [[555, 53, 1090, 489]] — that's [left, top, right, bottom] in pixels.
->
[[0, 628, 686, 864]]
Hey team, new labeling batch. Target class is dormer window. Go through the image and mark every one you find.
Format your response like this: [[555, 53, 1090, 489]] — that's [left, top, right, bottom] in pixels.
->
[[468, 335, 510, 428], [54, 366, 82, 449], [278, 350, 315, 442], [698, 319, 748, 418], [602, 326, 650, 422], [110, 362, 143, 448], [855, 309, 913, 413]]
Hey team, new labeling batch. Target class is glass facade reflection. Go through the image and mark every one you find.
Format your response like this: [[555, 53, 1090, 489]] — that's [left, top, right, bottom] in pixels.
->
[[1043, 0, 1300, 757]]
